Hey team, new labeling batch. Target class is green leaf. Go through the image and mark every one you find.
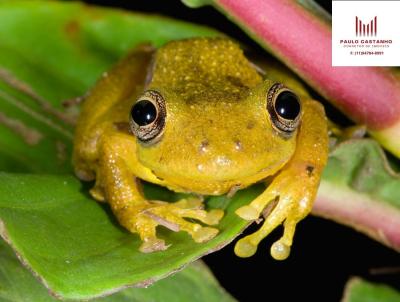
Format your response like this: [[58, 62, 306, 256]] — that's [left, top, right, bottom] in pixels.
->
[[322, 139, 400, 209], [0, 238, 235, 302], [0, 172, 259, 299], [0, 0, 219, 174], [342, 277, 400, 302]]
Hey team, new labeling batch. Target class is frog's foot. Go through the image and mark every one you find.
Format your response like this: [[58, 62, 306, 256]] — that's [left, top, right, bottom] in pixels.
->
[[117, 198, 224, 253], [234, 166, 318, 260]]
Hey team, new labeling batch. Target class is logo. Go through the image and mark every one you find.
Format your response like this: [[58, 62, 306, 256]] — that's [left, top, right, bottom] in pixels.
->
[[355, 16, 377, 36], [332, 0, 400, 66]]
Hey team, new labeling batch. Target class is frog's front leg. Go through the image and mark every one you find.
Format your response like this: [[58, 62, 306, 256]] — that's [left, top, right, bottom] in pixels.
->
[[235, 99, 328, 260], [97, 131, 224, 253]]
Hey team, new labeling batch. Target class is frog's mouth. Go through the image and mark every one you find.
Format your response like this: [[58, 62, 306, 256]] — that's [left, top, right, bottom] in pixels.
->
[[148, 157, 290, 196]]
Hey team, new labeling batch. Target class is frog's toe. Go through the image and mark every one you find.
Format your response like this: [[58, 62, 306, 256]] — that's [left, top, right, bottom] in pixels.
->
[[235, 219, 292, 260], [157, 210, 218, 243], [192, 226, 219, 243], [235, 188, 278, 221], [181, 208, 224, 225], [234, 237, 258, 257], [174, 197, 204, 209], [204, 209, 224, 225], [235, 205, 259, 220], [89, 185, 106, 202], [133, 214, 170, 253], [270, 218, 301, 260], [234, 187, 313, 259], [270, 240, 291, 261], [234, 206, 287, 258], [119, 201, 223, 252], [144, 202, 222, 245], [139, 237, 169, 253]]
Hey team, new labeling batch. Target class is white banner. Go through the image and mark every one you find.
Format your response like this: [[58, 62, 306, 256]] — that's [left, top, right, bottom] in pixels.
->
[[332, 0, 400, 66]]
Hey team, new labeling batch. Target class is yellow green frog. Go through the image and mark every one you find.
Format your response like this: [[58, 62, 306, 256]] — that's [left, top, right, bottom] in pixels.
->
[[73, 37, 328, 260]]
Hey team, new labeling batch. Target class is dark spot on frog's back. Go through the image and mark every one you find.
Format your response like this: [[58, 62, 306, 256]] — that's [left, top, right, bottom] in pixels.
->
[[247, 121, 256, 129], [113, 122, 131, 133], [226, 76, 248, 88], [306, 165, 315, 176]]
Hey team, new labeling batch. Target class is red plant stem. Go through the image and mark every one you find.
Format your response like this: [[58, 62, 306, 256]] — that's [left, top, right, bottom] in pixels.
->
[[314, 182, 400, 252], [214, 0, 400, 131]]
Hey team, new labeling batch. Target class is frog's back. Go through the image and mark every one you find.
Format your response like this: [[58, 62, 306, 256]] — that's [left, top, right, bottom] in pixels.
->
[[150, 38, 262, 103]]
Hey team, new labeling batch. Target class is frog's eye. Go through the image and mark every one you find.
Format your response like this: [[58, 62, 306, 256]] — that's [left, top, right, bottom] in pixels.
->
[[129, 90, 166, 143], [267, 83, 301, 137], [131, 100, 157, 126]]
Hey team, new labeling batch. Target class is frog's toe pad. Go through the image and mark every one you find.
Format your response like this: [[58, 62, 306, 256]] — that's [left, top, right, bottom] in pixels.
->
[[203, 209, 224, 225], [235, 205, 259, 220], [193, 227, 219, 243], [139, 238, 169, 253], [174, 197, 204, 209], [234, 237, 257, 258], [271, 241, 291, 260], [119, 200, 224, 252]]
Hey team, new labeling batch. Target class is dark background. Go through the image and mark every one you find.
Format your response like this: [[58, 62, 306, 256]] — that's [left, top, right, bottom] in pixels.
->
[[81, 1, 400, 301]]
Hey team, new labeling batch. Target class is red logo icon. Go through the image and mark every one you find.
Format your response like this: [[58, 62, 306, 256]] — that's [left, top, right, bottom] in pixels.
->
[[356, 16, 377, 36]]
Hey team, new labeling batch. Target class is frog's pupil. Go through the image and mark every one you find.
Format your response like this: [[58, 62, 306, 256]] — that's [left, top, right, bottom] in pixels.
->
[[275, 91, 300, 120], [131, 100, 157, 126]]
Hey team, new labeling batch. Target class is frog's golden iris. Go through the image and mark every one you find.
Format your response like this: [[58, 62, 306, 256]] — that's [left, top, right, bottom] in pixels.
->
[[73, 37, 328, 260], [267, 83, 301, 136], [130, 90, 166, 143]]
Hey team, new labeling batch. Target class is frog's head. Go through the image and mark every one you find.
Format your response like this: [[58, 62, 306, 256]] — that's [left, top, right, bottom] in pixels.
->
[[129, 38, 302, 194]]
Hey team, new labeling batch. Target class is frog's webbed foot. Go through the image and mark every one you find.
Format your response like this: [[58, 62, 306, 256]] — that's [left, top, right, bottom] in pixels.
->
[[234, 164, 318, 260], [117, 198, 224, 253]]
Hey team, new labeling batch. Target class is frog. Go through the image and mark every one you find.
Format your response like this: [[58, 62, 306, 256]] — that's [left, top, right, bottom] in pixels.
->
[[73, 37, 328, 260]]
